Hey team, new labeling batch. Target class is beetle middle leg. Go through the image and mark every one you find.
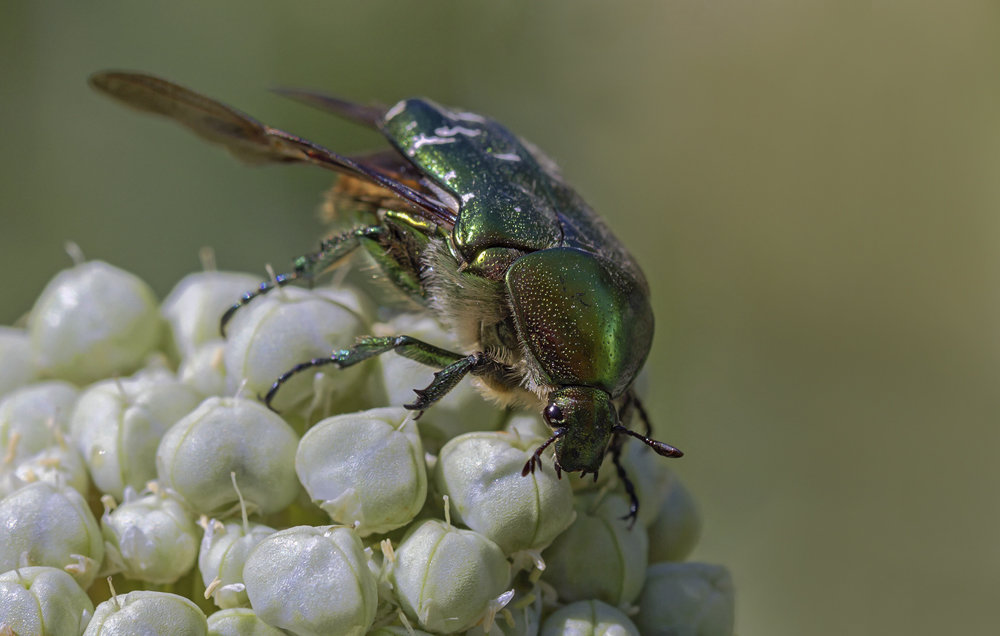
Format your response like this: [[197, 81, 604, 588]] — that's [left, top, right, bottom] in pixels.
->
[[220, 225, 384, 334], [264, 335, 515, 412]]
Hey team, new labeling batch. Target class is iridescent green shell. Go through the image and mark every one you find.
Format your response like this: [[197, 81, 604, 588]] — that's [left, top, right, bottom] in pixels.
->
[[381, 99, 653, 397]]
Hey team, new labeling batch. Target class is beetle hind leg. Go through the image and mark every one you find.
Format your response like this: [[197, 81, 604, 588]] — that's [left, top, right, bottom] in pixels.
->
[[220, 225, 384, 335], [610, 437, 641, 528]]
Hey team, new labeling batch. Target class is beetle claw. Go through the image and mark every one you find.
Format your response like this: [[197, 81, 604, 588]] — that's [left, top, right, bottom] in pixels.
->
[[620, 509, 639, 529]]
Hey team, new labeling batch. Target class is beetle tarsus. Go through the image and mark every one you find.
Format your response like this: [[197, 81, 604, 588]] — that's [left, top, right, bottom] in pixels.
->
[[220, 226, 384, 336], [264, 355, 343, 410]]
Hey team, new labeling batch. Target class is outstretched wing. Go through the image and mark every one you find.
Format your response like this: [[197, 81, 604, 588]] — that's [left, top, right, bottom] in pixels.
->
[[269, 86, 386, 129], [88, 71, 457, 227]]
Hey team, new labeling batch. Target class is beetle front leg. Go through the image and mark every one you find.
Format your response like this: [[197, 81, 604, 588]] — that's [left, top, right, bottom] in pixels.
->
[[609, 437, 641, 529], [407, 351, 512, 412], [220, 225, 384, 335]]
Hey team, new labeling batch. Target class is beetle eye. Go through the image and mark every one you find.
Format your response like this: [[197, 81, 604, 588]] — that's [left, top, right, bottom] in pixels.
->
[[544, 404, 563, 425]]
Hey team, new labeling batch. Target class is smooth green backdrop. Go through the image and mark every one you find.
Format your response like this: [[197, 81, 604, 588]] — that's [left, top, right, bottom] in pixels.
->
[[2, 2, 998, 634]]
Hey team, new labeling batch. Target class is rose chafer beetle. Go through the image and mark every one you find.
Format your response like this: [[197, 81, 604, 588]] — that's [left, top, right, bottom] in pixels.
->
[[89, 71, 683, 522]]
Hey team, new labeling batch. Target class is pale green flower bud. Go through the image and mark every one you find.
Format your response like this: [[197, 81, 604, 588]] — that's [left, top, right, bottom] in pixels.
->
[[28, 261, 163, 384], [390, 519, 511, 634], [0, 481, 103, 589], [434, 431, 574, 555], [647, 471, 701, 563], [296, 407, 426, 536], [199, 518, 275, 608], [633, 562, 734, 636], [84, 590, 207, 635], [101, 489, 199, 584], [0, 327, 38, 399], [222, 287, 368, 415], [161, 271, 261, 359], [243, 525, 378, 636], [0, 566, 94, 635], [71, 374, 200, 499], [156, 397, 299, 516], [207, 608, 286, 636], [542, 494, 648, 607], [541, 599, 639, 636]]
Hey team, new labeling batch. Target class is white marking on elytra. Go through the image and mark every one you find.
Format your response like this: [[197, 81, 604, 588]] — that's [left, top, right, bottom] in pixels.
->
[[433, 125, 482, 138], [492, 152, 521, 162], [450, 110, 488, 123], [410, 134, 458, 151], [384, 101, 407, 121]]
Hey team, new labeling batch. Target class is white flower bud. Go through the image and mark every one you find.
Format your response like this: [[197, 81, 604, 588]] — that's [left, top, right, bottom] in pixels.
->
[[296, 407, 426, 536], [390, 519, 511, 634], [206, 608, 286, 636], [542, 493, 648, 607], [0, 481, 104, 589], [178, 340, 228, 398], [0, 380, 79, 464], [222, 287, 368, 415], [0, 566, 94, 635], [156, 397, 299, 517], [540, 599, 640, 636], [70, 374, 201, 499], [243, 525, 378, 636], [0, 327, 38, 399], [6, 443, 90, 498], [161, 271, 261, 359], [366, 627, 434, 636], [101, 490, 199, 584], [634, 562, 734, 636], [434, 431, 574, 555], [84, 590, 207, 635], [199, 518, 275, 608], [28, 261, 163, 384]]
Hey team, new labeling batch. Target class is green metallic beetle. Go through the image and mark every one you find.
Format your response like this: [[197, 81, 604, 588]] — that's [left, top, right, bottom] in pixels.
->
[[89, 71, 682, 521]]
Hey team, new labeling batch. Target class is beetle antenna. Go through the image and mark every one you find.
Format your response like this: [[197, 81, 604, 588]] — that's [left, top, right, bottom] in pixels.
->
[[619, 391, 654, 438], [612, 425, 683, 458], [521, 429, 565, 476]]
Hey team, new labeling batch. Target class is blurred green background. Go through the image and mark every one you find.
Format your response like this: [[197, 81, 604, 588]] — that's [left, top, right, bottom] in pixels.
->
[[2, 2, 998, 634]]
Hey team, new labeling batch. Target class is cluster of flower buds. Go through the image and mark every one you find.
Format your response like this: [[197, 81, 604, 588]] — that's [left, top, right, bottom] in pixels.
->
[[0, 255, 734, 635]]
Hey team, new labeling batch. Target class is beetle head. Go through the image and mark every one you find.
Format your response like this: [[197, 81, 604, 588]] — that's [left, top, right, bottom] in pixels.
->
[[546, 386, 616, 475]]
